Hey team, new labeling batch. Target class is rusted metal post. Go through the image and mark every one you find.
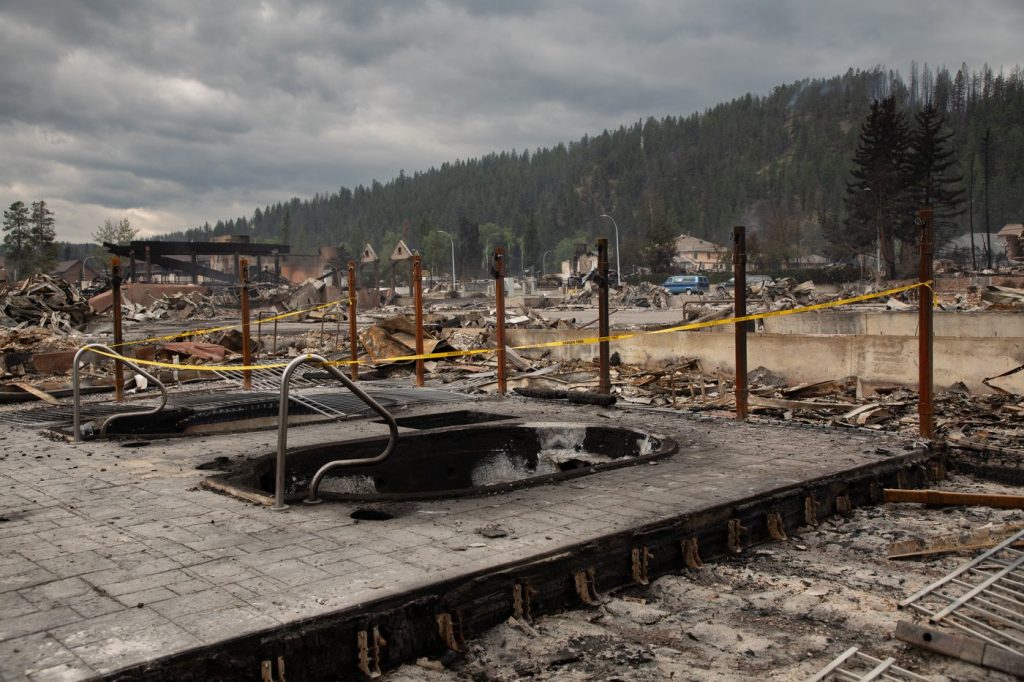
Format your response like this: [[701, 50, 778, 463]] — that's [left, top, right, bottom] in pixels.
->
[[257, 312, 265, 360], [335, 303, 342, 352], [493, 248, 507, 396], [144, 245, 152, 282], [413, 255, 425, 387], [597, 238, 611, 394], [111, 257, 125, 403], [240, 258, 252, 391], [733, 226, 748, 421], [918, 208, 934, 439], [348, 260, 358, 381]]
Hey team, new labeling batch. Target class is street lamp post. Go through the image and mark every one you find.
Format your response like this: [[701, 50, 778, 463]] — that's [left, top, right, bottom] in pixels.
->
[[542, 249, 552, 276], [436, 229, 456, 292], [599, 214, 622, 286]]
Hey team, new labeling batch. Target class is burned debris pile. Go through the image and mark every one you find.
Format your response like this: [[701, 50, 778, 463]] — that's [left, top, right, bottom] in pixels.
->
[[0, 274, 92, 332]]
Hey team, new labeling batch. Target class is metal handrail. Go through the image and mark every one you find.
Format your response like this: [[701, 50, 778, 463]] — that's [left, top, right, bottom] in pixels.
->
[[72, 344, 168, 442], [274, 354, 398, 510]]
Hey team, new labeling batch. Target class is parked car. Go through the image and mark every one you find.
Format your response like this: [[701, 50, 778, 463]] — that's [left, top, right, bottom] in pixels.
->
[[661, 275, 710, 295], [716, 274, 774, 295]]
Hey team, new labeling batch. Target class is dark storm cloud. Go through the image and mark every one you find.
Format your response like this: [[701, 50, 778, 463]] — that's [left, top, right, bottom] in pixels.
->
[[0, 0, 1020, 239]]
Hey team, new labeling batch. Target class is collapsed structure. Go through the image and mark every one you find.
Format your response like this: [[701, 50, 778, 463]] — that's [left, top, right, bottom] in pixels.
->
[[0, 228, 1022, 681]]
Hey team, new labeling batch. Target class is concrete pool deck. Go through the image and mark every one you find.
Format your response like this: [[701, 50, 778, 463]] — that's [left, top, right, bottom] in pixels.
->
[[0, 395, 934, 681]]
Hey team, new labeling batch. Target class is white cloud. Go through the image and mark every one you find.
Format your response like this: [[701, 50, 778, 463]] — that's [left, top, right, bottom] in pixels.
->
[[0, 0, 1020, 241]]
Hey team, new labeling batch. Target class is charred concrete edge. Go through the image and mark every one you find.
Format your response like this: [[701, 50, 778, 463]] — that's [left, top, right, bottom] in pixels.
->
[[200, 421, 677, 505], [98, 446, 939, 682], [945, 445, 1024, 487]]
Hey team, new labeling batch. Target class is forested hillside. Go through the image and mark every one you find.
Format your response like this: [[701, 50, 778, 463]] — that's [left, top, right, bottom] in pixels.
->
[[166, 64, 1023, 278]]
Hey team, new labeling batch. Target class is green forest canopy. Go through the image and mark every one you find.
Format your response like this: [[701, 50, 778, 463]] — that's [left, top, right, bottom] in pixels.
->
[[161, 63, 1023, 278]]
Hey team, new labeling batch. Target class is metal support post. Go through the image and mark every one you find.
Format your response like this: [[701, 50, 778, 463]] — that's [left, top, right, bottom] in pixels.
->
[[733, 226, 748, 421], [111, 257, 125, 402], [493, 248, 507, 396], [257, 312, 266, 360], [413, 255, 425, 387], [144, 245, 152, 282], [348, 260, 358, 381], [240, 258, 252, 391], [918, 208, 934, 439], [597, 238, 611, 394]]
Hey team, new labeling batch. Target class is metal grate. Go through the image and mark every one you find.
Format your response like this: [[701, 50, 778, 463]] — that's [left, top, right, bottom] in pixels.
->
[[900, 527, 1024, 656], [808, 646, 928, 681]]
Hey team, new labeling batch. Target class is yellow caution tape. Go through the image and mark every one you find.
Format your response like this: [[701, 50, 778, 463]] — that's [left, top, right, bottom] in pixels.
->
[[86, 281, 931, 373], [111, 297, 354, 348]]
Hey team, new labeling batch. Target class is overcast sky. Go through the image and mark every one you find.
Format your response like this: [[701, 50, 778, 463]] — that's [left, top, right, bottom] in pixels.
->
[[1, 0, 1021, 242]]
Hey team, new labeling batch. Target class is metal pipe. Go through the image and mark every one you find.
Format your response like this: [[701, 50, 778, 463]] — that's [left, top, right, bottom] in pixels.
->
[[256, 311, 266, 360], [73, 343, 168, 442], [437, 229, 456, 293], [273, 354, 398, 509], [348, 260, 358, 381], [413, 255, 425, 387], [111, 257, 125, 402], [918, 208, 934, 439], [335, 302, 342, 352], [733, 226, 748, 421], [599, 214, 622, 287], [240, 258, 252, 391], [493, 247, 507, 395], [597, 238, 611, 394]]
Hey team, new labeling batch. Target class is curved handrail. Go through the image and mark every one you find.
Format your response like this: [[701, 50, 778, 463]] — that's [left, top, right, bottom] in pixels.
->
[[274, 354, 398, 510], [72, 344, 168, 442]]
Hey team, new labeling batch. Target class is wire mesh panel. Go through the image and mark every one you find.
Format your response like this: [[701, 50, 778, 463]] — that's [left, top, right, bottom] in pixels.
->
[[808, 646, 928, 681], [900, 528, 1024, 656]]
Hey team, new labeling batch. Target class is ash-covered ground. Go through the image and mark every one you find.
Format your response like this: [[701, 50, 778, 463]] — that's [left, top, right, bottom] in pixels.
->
[[387, 474, 1021, 682]]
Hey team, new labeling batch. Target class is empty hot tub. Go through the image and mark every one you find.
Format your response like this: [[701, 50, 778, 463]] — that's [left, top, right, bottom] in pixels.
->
[[205, 421, 677, 504]]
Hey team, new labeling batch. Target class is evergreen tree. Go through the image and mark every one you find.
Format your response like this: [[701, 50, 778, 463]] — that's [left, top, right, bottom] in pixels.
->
[[906, 103, 964, 234], [456, 216, 480, 278], [3, 201, 33, 278], [28, 201, 57, 273], [841, 97, 911, 279]]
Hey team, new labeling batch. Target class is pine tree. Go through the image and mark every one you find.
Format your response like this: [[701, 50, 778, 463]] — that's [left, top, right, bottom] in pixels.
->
[[3, 201, 33, 279], [906, 103, 964, 233], [30, 200, 57, 272], [842, 97, 911, 279]]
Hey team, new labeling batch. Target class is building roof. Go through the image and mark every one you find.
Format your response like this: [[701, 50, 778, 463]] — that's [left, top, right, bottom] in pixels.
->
[[942, 232, 1004, 250], [997, 223, 1023, 238], [674, 234, 726, 253]]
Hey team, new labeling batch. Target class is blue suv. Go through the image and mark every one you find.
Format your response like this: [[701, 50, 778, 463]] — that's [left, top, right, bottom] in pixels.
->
[[661, 275, 709, 295]]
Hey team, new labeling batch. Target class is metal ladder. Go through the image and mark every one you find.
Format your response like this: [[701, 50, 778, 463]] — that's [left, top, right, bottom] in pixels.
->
[[72, 343, 168, 442], [273, 354, 398, 510]]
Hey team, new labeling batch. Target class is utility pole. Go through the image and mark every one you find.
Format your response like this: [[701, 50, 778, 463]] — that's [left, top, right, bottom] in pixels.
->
[[982, 128, 993, 269], [969, 160, 976, 271]]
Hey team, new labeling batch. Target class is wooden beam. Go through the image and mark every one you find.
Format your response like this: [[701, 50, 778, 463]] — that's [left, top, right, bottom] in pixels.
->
[[896, 621, 1024, 677], [884, 489, 1024, 509]]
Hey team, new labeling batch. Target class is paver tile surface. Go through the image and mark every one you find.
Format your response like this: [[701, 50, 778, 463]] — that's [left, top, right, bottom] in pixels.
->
[[0, 397, 920, 680]]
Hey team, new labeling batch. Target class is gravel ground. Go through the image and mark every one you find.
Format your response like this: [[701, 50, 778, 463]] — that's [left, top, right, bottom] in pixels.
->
[[387, 474, 1022, 681]]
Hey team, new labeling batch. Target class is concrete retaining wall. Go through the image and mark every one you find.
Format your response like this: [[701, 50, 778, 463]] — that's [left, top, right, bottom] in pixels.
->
[[506, 327, 1024, 394], [750, 310, 1022, 338]]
